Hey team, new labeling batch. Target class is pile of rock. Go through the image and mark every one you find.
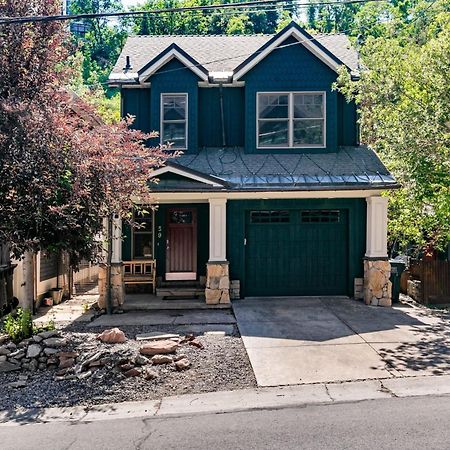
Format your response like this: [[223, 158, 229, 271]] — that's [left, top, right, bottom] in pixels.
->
[[0, 328, 201, 386], [0, 330, 68, 377]]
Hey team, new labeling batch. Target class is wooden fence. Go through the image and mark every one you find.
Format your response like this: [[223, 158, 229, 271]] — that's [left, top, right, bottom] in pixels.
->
[[0, 243, 15, 315], [410, 259, 450, 305]]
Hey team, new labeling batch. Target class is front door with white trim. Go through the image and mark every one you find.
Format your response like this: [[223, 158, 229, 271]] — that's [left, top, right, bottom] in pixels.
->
[[165, 208, 197, 281]]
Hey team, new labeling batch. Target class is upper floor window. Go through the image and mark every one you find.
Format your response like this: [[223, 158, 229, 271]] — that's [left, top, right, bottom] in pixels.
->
[[257, 92, 325, 148], [161, 93, 187, 149]]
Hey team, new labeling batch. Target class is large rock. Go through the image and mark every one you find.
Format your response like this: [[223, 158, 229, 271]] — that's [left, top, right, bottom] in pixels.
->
[[151, 354, 173, 365], [139, 340, 178, 356], [0, 361, 20, 373], [26, 344, 42, 359], [38, 330, 59, 339], [97, 328, 127, 344], [143, 368, 158, 380], [175, 358, 191, 371], [0, 346, 10, 356], [43, 337, 68, 348]]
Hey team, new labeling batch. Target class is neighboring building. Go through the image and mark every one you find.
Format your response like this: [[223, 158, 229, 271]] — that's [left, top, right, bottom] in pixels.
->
[[108, 22, 398, 307]]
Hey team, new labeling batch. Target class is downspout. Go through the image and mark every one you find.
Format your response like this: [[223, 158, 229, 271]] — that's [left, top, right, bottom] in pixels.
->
[[219, 83, 226, 147]]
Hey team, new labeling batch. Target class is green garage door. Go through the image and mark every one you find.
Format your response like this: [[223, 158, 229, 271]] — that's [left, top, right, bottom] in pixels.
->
[[245, 209, 349, 296]]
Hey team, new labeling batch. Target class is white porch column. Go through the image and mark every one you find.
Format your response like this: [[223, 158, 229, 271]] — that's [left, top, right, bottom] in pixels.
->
[[208, 198, 227, 262], [365, 196, 388, 258], [206, 198, 230, 305], [364, 196, 391, 307], [111, 214, 123, 264]]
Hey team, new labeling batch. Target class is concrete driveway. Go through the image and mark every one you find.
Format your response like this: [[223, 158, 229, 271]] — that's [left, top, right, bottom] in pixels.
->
[[233, 297, 450, 386]]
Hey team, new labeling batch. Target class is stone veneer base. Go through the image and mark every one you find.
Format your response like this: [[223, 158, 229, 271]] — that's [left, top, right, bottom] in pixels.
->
[[98, 263, 125, 309], [363, 259, 392, 307], [205, 262, 230, 305]]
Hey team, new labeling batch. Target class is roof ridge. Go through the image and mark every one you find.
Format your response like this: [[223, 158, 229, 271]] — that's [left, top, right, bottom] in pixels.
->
[[128, 33, 274, 38]]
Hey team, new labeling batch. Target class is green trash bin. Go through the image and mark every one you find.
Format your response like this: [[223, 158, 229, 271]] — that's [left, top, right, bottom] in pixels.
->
[[390, 260, 406, 303]]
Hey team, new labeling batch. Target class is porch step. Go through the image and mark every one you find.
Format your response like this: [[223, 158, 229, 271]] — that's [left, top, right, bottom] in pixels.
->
[[158, 280, 204, 288], [156, 287, 205, 299]]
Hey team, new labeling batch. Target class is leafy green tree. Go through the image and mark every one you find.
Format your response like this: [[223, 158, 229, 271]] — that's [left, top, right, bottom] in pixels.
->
[[336, 1, 450, 253]]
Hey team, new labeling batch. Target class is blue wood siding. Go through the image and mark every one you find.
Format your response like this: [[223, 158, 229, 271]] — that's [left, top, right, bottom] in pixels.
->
[[149, 59, 200, 153], [198, 87, 245, 147], [242, 36, 339, 153]]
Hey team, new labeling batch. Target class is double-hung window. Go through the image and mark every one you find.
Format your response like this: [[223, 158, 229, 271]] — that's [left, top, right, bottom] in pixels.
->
[[161, 93, 187, 149], [257, 92, 325, 148]]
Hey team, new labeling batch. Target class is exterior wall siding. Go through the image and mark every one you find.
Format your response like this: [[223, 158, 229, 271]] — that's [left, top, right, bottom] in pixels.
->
[[226, 198, 366, 297], [198, 87, 245, 147], [242, 36, 339, 153]]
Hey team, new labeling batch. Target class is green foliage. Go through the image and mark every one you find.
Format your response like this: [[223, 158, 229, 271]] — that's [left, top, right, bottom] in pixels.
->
[[132, 0, 284, 35], [3, 308, 33, 343], [336, 0, 450, 253]]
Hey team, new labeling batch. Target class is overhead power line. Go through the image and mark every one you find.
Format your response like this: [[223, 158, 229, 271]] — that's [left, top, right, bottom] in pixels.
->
[[0, 0, 388, 25]]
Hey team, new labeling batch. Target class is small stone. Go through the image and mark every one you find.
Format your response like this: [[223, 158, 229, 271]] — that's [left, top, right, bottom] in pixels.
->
[[119, 363, 134, 372], [44, 347, 59, 355], [18, 339, 31, 348], [26, 344, 42, 359], [0, 346, 10, 356], [134, 355, 150, 366], [58, 351, 79, 359], [173, 354, 187, 362], [139, 340, 178, 356], [189, 339, 204, 349], [136, 333, 180, 341], [55, 368, 68, 376], [43, 337, 68, 348], [9, 350, 25, 359], [32, 335, 43, 343], [151, 354, 173, 365], [143, 368, 158, 380], [97, 328, 127, 344], [38, 356, 47, 363], [0, 334, 9, 345], [38, 363, 47, 370], [59, 358, 75, 369], [175, 358, 191, 371], [38, 330, 59, 339], [8, 380, 27, 389], [0, 355, 7, 362], [0, 361, 20, 372], [124, 367, 141, 377], [28, 359, 38, 372], [47, 356, 59, 365], [6, 342, 17, 350]]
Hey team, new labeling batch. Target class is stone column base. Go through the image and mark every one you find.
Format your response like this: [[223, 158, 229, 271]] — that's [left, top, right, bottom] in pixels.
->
[[205, 262, 230, 305], [364, 259, 392, 307], [98, 263, 125, 309]]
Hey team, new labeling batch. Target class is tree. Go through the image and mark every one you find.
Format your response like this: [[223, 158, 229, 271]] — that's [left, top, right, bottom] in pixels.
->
[[336, 0, 450, 253], [0, 0, 169, 267]]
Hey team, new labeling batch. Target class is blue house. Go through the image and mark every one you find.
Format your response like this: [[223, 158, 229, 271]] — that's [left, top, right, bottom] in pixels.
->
[[108, 22, 397, 307]]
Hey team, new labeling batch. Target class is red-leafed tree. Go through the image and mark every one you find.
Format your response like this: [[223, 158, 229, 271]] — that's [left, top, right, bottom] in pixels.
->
[[0, 0, 169, 267]]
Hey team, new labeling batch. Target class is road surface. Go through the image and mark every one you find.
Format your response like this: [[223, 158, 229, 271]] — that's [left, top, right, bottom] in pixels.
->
[[1, 395, 449, 449]]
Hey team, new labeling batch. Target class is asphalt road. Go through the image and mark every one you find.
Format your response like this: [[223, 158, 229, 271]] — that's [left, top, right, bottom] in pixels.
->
[[1, 396, 449, 450]]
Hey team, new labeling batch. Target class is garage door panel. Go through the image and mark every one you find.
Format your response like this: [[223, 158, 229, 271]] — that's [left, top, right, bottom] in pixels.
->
[[245, 209, 348, 296]]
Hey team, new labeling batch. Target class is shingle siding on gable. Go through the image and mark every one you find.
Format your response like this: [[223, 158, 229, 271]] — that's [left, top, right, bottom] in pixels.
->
[[150, 58, 200, 153], [198, 87, 245, 148], [242, 36, 339, 153]]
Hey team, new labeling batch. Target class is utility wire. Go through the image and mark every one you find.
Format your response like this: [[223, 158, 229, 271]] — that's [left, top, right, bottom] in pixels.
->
[[0, 0, 388, 25]]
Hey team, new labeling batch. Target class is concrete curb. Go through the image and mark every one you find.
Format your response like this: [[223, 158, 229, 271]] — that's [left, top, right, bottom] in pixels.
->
[[1, 375, 450, 426]]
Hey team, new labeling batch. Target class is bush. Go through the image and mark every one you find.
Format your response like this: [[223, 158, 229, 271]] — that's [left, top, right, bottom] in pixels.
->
[[2, 307, 55, 343], [2, 308, 33, 343]]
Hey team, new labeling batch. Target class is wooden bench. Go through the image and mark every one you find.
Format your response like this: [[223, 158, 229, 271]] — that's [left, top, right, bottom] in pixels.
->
[[123, 260, 156, 294]]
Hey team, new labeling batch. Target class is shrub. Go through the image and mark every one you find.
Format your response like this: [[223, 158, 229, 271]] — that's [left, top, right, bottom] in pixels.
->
[[2, 308, 33, 343]]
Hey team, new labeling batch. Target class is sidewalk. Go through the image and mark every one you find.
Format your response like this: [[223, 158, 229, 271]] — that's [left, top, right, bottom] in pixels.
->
[[2, 374, 450, 426]]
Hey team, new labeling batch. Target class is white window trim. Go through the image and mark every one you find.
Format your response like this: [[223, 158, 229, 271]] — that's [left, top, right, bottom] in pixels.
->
[[160, 93, 188, 150], [131, 208, 155, 260], [256, 91, 326, 149]]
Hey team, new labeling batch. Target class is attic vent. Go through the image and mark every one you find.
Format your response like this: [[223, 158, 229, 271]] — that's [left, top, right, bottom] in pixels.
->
[[123, 55, 132, 72]]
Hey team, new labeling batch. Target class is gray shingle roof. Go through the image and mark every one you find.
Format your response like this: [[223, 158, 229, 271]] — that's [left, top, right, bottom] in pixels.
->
[[111, 32, 359, 78], [161, 146, 397, 191]]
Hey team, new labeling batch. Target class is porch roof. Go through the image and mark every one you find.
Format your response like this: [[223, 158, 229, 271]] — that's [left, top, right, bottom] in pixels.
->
[[153, 146, 398, 192]]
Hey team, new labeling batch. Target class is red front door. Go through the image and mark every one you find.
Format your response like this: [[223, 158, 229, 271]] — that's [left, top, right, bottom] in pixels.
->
[[165, 208, 197, 281]]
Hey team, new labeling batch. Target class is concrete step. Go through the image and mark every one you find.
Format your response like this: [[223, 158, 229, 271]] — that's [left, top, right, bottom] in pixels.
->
[[156, 287, 205, 299]]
